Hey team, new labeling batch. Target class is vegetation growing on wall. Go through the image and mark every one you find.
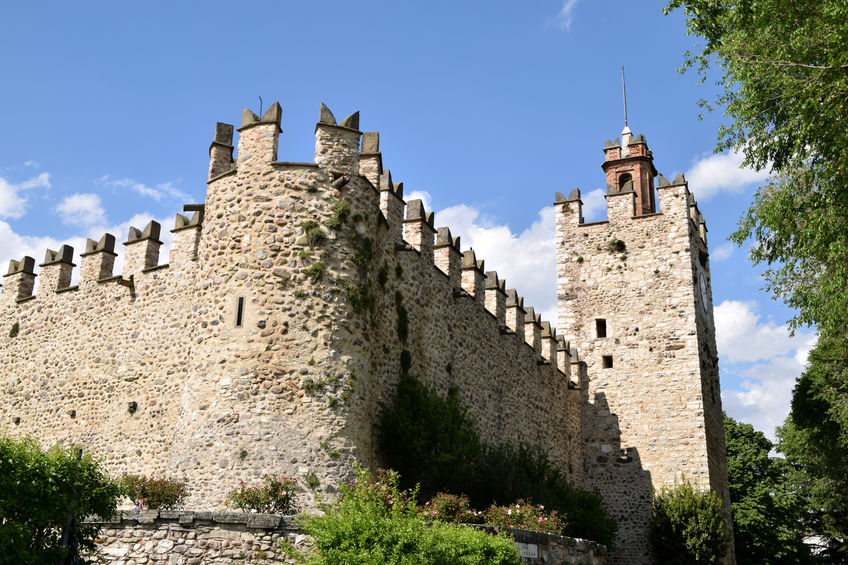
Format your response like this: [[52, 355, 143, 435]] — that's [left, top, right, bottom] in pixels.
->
[[120, 475, 188, 510], [378, 374, 617, 546]]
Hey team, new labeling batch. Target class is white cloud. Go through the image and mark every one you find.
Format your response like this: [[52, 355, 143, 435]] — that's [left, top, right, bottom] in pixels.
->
[[710, 242, 734, 261], [685, 150, 770, 200], [0, 172, 51, 219], [405, 190, 433, 213], [23, 160, 40, 168], [715, 300, 814, 364], [581, 188, 606, 222], [0, 212, 173, 289], [715, 299, 817, 440], [436, 203, 557, 324], [554, 0, 579, 31], [101, 175, 190, 202], [55, 193, 106, 228]]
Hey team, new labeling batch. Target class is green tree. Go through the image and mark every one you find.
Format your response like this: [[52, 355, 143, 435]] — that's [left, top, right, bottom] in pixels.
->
[[650, 479, 728, 565], [664, 0, 848, 336], [0, 435, 121, 564], [724, 414, 814, 564], [778, 334, 848, 561]]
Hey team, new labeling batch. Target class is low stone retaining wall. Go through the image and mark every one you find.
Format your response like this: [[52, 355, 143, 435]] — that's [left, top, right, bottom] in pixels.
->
[[90, 510, 607, 564]]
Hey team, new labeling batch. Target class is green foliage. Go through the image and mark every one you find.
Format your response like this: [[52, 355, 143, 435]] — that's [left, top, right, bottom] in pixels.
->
[[665, 0, 848, 336], [0, 436, 121, 564], [304, 471, 320, 490], [422, 493, 482, 524], [483, 500, 565, 534], [395, 291, 409, 343], [302, 378, 324, 395], [227, 474, 300, 514], [377, 263, 389, 287], [293, 289, 308, 300], [344, 282, 375, 315], [8, 322, 19, 338], [298, 249, 313, 261], [120, 474, 188, 510], [468, 444, 617, 547], [303, 261, 325, 283], [377, 375, 616, 546], [650, 479, 728, 565], [352, 236, 374, 267], [380, 374, 482, 501], [325, 199, 351, 231], [301, 220, 327, 246], [606, 238, 626, 254], [778, 333, 848, 560], [300, 467, 521, 565]]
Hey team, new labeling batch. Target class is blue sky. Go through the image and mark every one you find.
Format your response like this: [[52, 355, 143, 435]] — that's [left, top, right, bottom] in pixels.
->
[[0, 0, 815, 440]]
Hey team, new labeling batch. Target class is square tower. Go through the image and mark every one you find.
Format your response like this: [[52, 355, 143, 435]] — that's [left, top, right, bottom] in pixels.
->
[[555, 131, 732, 565]]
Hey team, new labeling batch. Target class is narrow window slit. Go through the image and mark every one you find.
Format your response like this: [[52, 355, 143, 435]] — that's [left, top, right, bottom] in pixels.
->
[[236, 296, 245, 327], [602, 355, 613, 369]]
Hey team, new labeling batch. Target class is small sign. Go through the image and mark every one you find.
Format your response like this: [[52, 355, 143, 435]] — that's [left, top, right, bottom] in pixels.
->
[[515, 542, 539, 558]]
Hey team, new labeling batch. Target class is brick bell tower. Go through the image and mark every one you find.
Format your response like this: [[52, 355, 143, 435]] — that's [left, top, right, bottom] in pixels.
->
[[555, 118, 734, 564]]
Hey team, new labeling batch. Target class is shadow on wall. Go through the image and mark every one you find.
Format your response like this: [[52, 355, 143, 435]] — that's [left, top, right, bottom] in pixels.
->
[[581, 366, 654, 565]]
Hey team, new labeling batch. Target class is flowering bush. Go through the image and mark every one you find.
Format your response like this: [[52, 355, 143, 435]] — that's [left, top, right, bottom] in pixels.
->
[[483, 500, 565, 534], [226, 474, 299, 514], [121, 475, 188, 510], [423, 492, 483, 524], [300, 466, 521, 564]]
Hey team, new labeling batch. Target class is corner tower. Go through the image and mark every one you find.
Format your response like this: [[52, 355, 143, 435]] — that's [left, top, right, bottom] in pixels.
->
[[555, 131, 733, 564]]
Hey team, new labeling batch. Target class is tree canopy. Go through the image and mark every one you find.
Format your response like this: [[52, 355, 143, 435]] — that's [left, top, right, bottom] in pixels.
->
[[778, 334, 848, 561], [0, 435, 121, 564], [724, 414, 813, 564], [665, 0, 848, 336]]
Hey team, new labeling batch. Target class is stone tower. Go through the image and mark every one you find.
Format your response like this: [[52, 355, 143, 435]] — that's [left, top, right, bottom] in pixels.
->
[[555, 128, 733, 564]]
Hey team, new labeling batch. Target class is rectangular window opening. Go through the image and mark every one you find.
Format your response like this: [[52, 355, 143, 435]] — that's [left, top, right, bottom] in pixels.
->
[[596, 319, 607, 338], [235, 296, 245, 328], [602, 355, 613, 369]]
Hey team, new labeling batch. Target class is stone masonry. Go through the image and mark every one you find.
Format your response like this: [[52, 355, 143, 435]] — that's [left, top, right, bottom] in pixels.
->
[[0, 102, 731, 564]]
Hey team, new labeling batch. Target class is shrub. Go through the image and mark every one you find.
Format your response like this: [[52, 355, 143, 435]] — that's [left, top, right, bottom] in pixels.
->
[[121, 475, 188, 510], [227, 474, 299, 514], [423, 492, 482, 524], [324, 199, 351, 231], [301, 221, 326, 246], [379, 374, 482, 500], [0, 436, 121, 564], [650, 479, 728, 565], [303, 261, 325, 283], [378, 374, 617, 546], [483, 500, 565, 534], [300, 467, 520, 565]]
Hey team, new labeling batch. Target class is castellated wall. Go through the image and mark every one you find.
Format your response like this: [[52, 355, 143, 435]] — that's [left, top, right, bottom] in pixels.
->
[[555, 178, 731, 565], [0, 101, 580, 510]]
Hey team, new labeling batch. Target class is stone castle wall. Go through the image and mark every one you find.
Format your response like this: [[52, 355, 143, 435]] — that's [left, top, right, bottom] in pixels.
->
[[0, 102, 579, 510]]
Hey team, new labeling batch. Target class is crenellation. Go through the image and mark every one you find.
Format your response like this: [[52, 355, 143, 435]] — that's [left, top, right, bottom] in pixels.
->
[[523, 306, 542, 353], [434, 227, 461, 288], [556, 336, 574, 385], [170, 210, 203, 266], [1, 256, 36, 304], [123, 221, 162, 276], [237, 102, 282, 173], [402, 199, 436, 259], [484, 271, 507, 326], [541, 321, 558, 371], [37, 245, 75, 295], [505, 288, 525, 336], [208, 122, 234, 179], [460, 249, 485, 303], [359, 131, 382, 187], [314, 103, 361, 174], [378, 171, 405, 241]]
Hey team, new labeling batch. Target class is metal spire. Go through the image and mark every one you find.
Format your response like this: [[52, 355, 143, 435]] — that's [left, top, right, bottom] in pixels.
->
[[621, 66, 628, 128]]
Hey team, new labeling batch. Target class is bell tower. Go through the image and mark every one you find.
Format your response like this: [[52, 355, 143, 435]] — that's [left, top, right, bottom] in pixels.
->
[[555, 123, 734, 563]]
